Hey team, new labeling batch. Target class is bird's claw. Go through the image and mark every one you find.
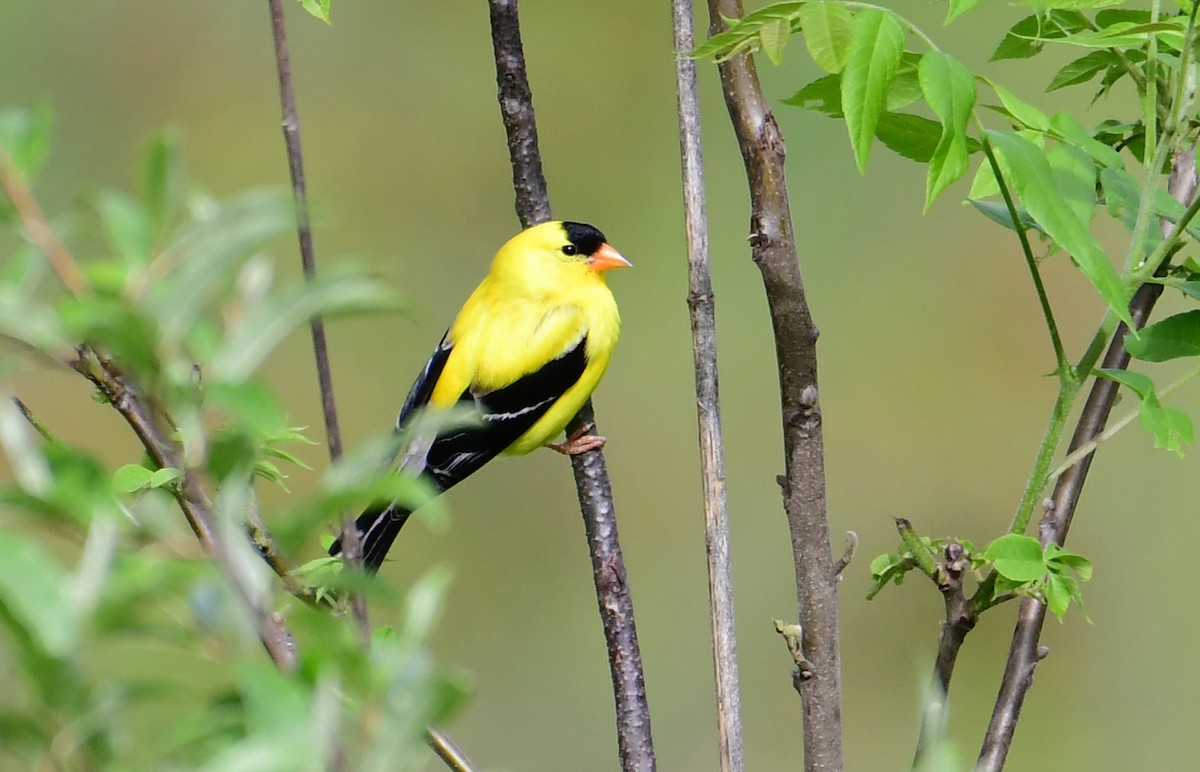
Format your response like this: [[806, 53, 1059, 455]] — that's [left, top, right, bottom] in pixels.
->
[[548, 423, 607, 455]]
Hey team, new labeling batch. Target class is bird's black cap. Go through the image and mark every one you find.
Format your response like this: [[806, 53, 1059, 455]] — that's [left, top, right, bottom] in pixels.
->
[[562, 221, 607, 256]]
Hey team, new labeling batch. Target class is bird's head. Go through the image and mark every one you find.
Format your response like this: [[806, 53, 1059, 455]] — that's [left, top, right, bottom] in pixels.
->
[[493, 221, 631, 286]]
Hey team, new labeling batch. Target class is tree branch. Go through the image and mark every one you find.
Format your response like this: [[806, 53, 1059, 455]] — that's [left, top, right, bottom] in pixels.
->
[[70, 347, 298, 671], [704, 3, 843, 769], [671, 1, 744, 769], [266, 0, 371, 648], [486, 2, 655, 769], [976, 145, 1197, 770]]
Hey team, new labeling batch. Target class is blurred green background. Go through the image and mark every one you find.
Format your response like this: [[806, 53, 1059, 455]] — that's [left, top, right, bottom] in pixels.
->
[[3, 1, 1197, 769]]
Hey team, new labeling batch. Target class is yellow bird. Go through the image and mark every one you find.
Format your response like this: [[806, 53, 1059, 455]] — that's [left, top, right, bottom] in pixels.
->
[[332, 221, 630, 571]]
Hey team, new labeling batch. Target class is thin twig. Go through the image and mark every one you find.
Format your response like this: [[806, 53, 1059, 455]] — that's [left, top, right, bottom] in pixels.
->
[[425, 727, 478, 772], [71, 347, 298, 670], [0, 146, 88, 295], [265, 0, 371, 649], [912, 538, 975, 768], [976, 143, 1197, 770], [486, 2, 655, 769], [671, 0, 743, 769], [704, 3, 844, 769], [12, 397, 58, 444]]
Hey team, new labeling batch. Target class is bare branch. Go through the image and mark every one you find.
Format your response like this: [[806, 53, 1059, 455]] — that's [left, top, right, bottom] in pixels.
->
[[913, 539, 975, 768], [487, 0, 552, 227], [703, 3, 843, 768], [486, 3, 655, 768], [265, 0, 371, 648], [671, 0, 743, 769]]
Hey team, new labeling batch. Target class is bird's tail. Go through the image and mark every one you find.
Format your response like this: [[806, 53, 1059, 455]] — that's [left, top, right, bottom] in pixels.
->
[[328, 504, 413, 573]]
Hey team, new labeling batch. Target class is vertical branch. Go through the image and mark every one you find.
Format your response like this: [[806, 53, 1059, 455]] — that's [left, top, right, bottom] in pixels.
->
[[486, 2, 656, 769], [977, 147, 1197, 770], [265, 0, 372, 647], [267, 8, 477, 769], [267, 0, 344, 465], [671, 1, 744, 770], [703, 3, 844, 770], [487, 0, 552, 227]]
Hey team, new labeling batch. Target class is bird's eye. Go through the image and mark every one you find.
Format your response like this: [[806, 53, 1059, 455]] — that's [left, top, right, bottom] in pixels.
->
[[562, 244, 578, 256]]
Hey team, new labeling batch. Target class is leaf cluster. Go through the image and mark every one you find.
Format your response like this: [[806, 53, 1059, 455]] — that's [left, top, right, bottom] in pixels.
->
[[0, 104, 459, 769]]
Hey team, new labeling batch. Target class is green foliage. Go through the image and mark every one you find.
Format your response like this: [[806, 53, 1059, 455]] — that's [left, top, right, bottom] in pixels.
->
[[982, 535, 1093, 621], [0, 106, 457, 769], [866, 537, 981, 600], [297, 0, 332, 24], [869, 531, 1093, 621], [698, 1, 1200, 636]]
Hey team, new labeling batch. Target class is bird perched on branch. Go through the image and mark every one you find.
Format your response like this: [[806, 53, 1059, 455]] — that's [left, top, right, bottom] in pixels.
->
[[331, 220, 630, 571]]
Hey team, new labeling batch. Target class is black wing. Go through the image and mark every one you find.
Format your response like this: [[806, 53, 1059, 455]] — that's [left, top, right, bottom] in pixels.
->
[[395, 332, 453, 429], [421, 336, 588, 491]]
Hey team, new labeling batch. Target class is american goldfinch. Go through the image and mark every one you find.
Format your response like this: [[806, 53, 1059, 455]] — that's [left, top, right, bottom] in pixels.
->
[[332, 220, 630, 571]]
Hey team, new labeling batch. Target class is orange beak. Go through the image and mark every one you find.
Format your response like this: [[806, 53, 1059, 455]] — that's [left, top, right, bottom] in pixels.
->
[[589, 243, 632, 272]]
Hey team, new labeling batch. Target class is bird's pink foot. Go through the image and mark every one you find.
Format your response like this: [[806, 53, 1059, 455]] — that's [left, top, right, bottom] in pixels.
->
[[548, 423, 607, 455]]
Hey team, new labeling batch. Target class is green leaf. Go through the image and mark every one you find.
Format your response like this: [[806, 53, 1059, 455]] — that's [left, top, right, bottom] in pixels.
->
[[919, 51, 976, 210], [0, 102, 52, 181], [946, 0, 984, 25], [1056, 21, 1186, 50], [0, 529, 77, 657], [969, 199, 1044, 235], [1047, 50, 1118, 92], [207, 381, 290, 438], [142, 129, 184, 243], [1039, 0, 1130, 9], [798, 1, 854, 73], [886, 54, 924, 111], [841, 9, 906, 172], [986, 80, 1050, 131], [875, 113, 945, 163], [149, 467, 182, 488], [1045, 571, 1073, 620], [95, 191, 152, 266], [983, 534, 1046, 582], [784, 74, 843, 114], [1096, 367, 1154, 399], [1174, 281, 1200, 301], [214, 272, 400, 382], [1125, 311, 1200, 362], [1049, 113, 1124, 170], [147, 190, 297, 350], [1046, 144, 1097, 229], [1046, 546, 1093, 581], [991, 11, 1090, 61], [113, 464, 155, 493], [759, 17, 790, 65], [297, 0, 331, 23], [988, 130, 1130, 326], [1139, 400, 1193, 455]]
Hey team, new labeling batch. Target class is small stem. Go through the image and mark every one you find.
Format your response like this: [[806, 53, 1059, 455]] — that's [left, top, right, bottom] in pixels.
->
[[0, 146, 88, 296], [1008, 382, 1079, 535], [266, 0, 369, 647], [979, 136, 1068, 373], [1050, 363, 1200, 480], [672, 0, 744, 768]]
